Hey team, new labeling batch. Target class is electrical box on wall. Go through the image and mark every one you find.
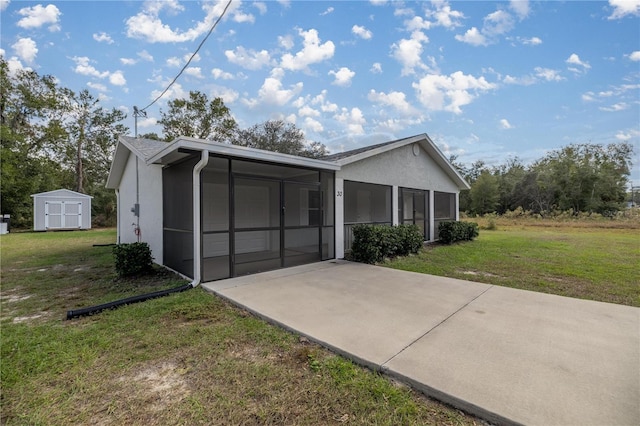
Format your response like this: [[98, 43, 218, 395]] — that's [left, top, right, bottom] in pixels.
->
[[131, 203, 140, 217]]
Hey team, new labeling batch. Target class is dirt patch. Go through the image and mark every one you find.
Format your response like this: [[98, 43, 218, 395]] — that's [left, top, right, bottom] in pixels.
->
[[460, 270, 500, 278], [13, 312, 49, 323], [118, 361, 190, 412]]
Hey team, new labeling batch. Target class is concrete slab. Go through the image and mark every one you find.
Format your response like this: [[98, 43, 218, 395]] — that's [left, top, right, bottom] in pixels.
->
[[205, 260, 490, 366], [384, 285, 640, 426], [201, 261, 640, 426]]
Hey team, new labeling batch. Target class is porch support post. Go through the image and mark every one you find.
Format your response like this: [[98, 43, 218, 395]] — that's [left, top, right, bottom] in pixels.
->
[[455, 192, 460, 221], [392, 185, 399, 226], [335, 177, 345, 259], [428, 190, 435, 241]]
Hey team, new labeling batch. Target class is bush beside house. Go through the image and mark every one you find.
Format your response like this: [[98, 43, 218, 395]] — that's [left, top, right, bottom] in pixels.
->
[[438, 221, 479, 244], [351, 224, 424, 264]]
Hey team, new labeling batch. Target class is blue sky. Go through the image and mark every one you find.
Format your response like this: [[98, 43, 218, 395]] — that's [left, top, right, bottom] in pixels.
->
[[1, 0, 639, 186]]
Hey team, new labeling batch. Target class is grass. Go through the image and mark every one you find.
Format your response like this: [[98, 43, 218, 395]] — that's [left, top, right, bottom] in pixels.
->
[[386, 222, 640, 307], [1, 229, 477, 425]]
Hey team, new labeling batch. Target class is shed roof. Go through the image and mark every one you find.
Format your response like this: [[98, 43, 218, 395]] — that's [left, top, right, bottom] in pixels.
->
[[31, 189, 93, 199]]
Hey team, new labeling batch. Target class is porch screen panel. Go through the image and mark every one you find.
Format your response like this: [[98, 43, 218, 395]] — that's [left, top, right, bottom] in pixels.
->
[[234, 177, 280, 276], [163, 157, 197, 278], [284, 182, 321, 267], [434, 191, 456, 239], [343, 181, 391, 251], [399, 189, 428, 240], [202, 157, 230, 281]]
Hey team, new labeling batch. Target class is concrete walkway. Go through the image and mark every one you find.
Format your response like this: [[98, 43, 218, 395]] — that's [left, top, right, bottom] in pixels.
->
[[202, 260, 640, 426]]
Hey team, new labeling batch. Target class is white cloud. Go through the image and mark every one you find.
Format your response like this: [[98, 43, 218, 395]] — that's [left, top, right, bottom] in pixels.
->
[[368, 89, 415, 115], [17, 4, 61, 31], [483, 10, 515, 36], [427, 0, 465, 29], [0, 1, 9, 12], [71, 56, 109, 78], [280, 28, 335, 71], [534, 67, 564, 82], [509, 0, 530, 19], [120, 58, 137, 65], [615, 129, 640, 140], [166, 57, 181, 67], [370, 62, 382, 73], [232, 8, 255, 24], [412, 71, 497, 114], [566, 53, 591, 73], [628, 51, 640, 61], [310, 90, 338, 113], [87, 82, 108, 92], [320, 7, 334, 16], [391, 30, 430, 75], [405, 16, 432, 31], [455, 27, 487, 46], [185, 67, 203, 78], [499, 118, 513, 129], [352, 25, 372, 40], [303, 117, 323, 133], [608, 0, 640, 19], [334, 107, 366, 135], [211, 86, 239, 104], [329, 67, 355, 86], [299, 105, 320, 117], [254, 2, 267, 14], [225, 46, 272, 70], [126, 1, 237, 43], [520, 36, 542, 45], [599, 102, 629, 112], [581, 92, 595, 102], [244, 71, 303, 108], [12, 38, 38, 64], [278, 35, 294, 50], [138, 50, 154, 62], [93, 32, 114, 44], [211, 68, 234, 80], [109, 71, 126, 86]]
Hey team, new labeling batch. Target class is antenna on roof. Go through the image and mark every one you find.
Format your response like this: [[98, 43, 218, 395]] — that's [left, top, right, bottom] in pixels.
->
[[133, 106, 147, 138]]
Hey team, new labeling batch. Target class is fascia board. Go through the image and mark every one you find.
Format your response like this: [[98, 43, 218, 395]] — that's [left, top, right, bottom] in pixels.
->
[[106, 141, 131, 189], [148, 137, 340, 171]]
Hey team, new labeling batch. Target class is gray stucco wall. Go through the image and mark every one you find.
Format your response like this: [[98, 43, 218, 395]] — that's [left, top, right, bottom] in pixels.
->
[[118, 153, 163, 263], [336, 142, 459, 193]]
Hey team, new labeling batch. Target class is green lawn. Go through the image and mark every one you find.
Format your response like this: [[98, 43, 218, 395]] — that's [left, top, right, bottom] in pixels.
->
[[1, 230, 475, 425], [386, 225, 640, 307]]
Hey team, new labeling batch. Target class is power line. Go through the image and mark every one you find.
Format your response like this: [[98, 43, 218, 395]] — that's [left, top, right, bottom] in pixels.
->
[[139, 0, 233, 112]]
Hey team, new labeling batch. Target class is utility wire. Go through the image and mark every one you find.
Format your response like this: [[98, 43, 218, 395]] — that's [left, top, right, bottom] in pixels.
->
[[140, 0, 233, 112]]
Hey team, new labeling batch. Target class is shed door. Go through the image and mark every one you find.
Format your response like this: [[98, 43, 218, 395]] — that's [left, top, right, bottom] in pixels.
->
[[45, 201, 82, 229]]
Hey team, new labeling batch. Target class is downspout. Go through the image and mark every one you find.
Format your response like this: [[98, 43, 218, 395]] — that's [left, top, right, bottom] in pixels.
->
[[190, 149, 209, 288], [115, 189, 120, 244]]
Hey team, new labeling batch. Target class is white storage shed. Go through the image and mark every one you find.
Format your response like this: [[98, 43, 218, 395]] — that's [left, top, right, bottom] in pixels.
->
[[31, 189, 92, 231]]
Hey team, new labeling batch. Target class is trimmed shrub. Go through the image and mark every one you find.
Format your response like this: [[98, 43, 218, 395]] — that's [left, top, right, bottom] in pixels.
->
[[112, 242, 154, 277], [351, 224, 424, 264], [438, 221, 479, 244]]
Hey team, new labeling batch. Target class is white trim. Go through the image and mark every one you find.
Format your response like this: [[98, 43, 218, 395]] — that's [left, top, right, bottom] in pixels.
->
[[335, 177, 345, 259], [190, 150, 209, 287], [147, 137, 340, 171]]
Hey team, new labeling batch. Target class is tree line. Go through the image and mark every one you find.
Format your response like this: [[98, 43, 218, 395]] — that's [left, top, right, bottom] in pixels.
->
[[452, 141, 633, 217], [1, 56, 634, 228]]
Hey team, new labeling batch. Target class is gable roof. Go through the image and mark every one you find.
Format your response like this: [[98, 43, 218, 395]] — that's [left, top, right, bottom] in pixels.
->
[[31, 189, 92, 199], [324, 134, 470, 190], [107, 133, 469, 191]]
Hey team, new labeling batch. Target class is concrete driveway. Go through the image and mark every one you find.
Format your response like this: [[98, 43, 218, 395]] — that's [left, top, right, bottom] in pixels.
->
[[202, 260, 640, 426]]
